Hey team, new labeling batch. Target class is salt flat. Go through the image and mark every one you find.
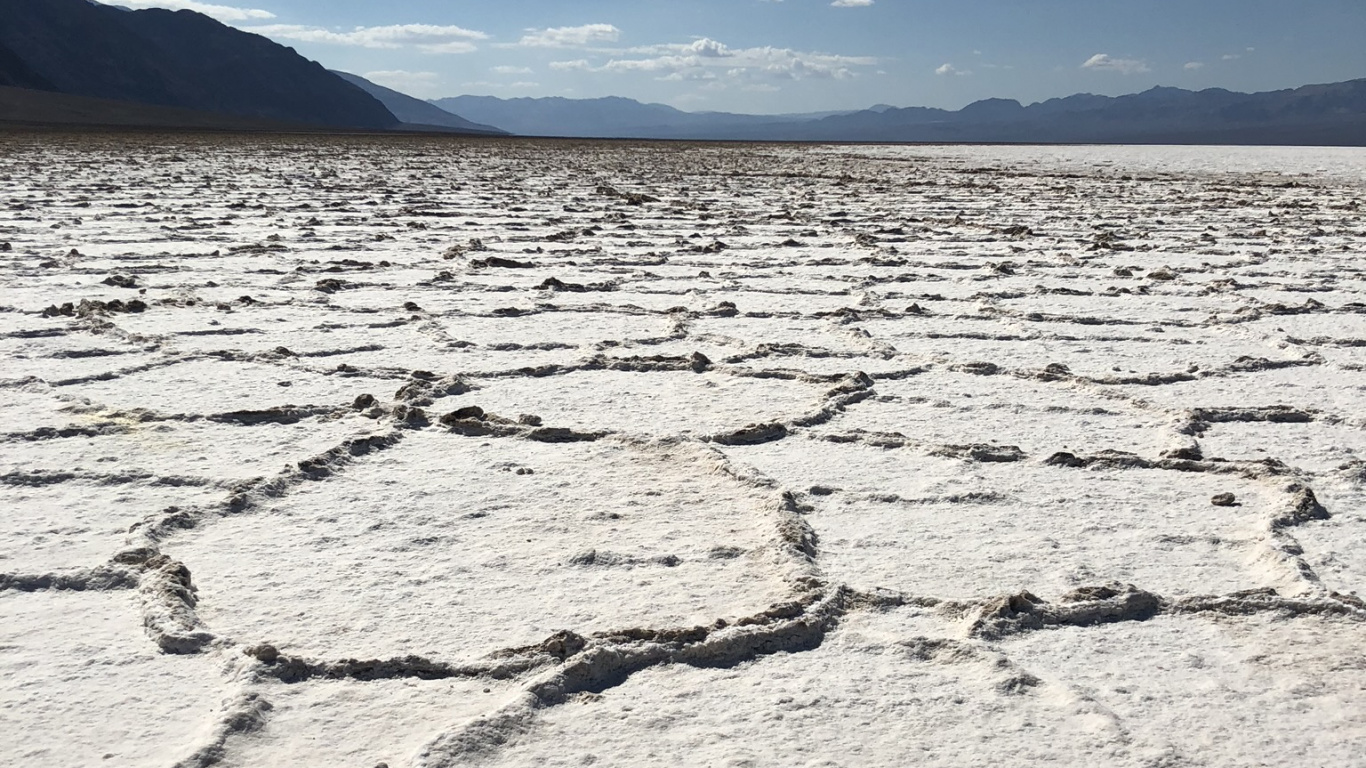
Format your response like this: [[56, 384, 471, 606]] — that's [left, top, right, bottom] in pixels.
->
[[1, 134, 1364, 767]]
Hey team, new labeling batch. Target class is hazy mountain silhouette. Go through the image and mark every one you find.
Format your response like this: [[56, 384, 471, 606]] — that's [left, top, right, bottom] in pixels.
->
[[331, 72, 507, 135], [0, 0, 397, 129], [437, 80, 1366, 145], [430, 95, 852, 138]]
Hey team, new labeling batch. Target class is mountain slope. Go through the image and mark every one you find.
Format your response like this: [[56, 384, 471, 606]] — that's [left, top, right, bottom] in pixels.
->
[[0, 0, 397, 129], [0, 84, 321, 131], [331, 72, 506, 135]]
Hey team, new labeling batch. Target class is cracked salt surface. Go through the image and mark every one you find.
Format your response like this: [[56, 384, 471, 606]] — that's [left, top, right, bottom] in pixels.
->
[[2, 135, 1364, 766], [165, 433, 795, 661], [0, 591, 224, 766]]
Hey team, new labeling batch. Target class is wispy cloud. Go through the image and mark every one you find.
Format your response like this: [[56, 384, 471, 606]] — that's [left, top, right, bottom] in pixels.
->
[[935, 63, 970, 77], [491, 66, 534, 75], [245, 23, 488, 53], [462, 80, 540, 90], [831, 0, 874, 6], [106, 0, 274, 22], [584, 37, 877, 88], [1081, 53, 1151, 75], [1184, 61, 1205, 70], [516, 24, 621, 48]]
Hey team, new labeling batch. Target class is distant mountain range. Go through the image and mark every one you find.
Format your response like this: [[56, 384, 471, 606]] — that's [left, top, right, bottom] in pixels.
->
[[437, 82, 1366, 146], [0, 0, 492, 133]]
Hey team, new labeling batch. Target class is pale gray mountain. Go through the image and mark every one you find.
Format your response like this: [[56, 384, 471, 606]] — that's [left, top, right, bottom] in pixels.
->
[[430, 95, 803, 139]]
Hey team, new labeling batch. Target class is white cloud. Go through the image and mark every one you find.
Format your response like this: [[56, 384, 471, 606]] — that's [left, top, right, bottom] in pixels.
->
[[462, 80, 540, 90], [517, 24, 621, 48], [245, 23, 488, 53], [106, 0, 274, 21], [590, 38, 877, 85], [1081, 53, 1151, 75], [1222, 53, 1241, 61], [491, 66, 534, 75], [1184, 61, 1205, 70], [549, 59, 592, 71], [831, 0, 874, 6], [935, 63, 970, 77]]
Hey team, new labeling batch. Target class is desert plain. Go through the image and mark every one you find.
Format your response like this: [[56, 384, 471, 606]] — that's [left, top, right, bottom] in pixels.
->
[[1, 134, 1365, 767]]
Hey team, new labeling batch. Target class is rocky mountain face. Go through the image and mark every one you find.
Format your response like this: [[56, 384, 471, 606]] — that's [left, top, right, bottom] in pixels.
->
[[0, 0, 398, 129]]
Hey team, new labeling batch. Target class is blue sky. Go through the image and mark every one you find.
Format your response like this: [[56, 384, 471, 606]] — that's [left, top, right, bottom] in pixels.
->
[[111, 1, 1366, 113]]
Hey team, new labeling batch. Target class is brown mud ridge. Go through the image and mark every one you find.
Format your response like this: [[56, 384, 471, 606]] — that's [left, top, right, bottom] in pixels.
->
[[1, 135, 1364, 767]]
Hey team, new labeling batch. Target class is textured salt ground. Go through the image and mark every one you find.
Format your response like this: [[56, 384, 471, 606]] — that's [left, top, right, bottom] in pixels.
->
[[440, 312, 677, 348], [164, 433, 794, 661], [493, 291, 720, 315], [0, 387, 90, 432], [691, 315, 890, 356], [0, 416, 364, 482], [815, 371, 1169, 456], [135, 318, 435, 360], [0, 332, 145, 369], [467, 368, 827, 438], [217, 678, 519, 768], [0, 312, 67, 337], [829, 141, 1366, 178], [997, 292, 1255, 325], [333, 345, 588, 380], [728, 440, 1271, 599], [0, 591, 225, 766], [5, 349, 166, 388], [1237, 313, 1366, 341], [0, 281, 156, 312], [5, 138, 1366, 767], [628, 289, 866, 316], [56, 359, 394, 415], [1199, 421, 1366, 472], [475, 619, 1366, 768], [1001, 614, 1366, 766], [878, 332, 1303, 380], [1296, 472, 1366, 596], [1, 482, 220, 572], [476, 608, 1115, 768], [1108, 366, 1366, 416]]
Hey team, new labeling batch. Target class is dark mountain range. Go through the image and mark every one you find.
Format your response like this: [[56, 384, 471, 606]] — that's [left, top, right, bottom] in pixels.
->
[[435, 80, 1366, 145], [0, 0, 397, 129], [331, 72, 506, 135], [774, 80, 1366, 145]]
